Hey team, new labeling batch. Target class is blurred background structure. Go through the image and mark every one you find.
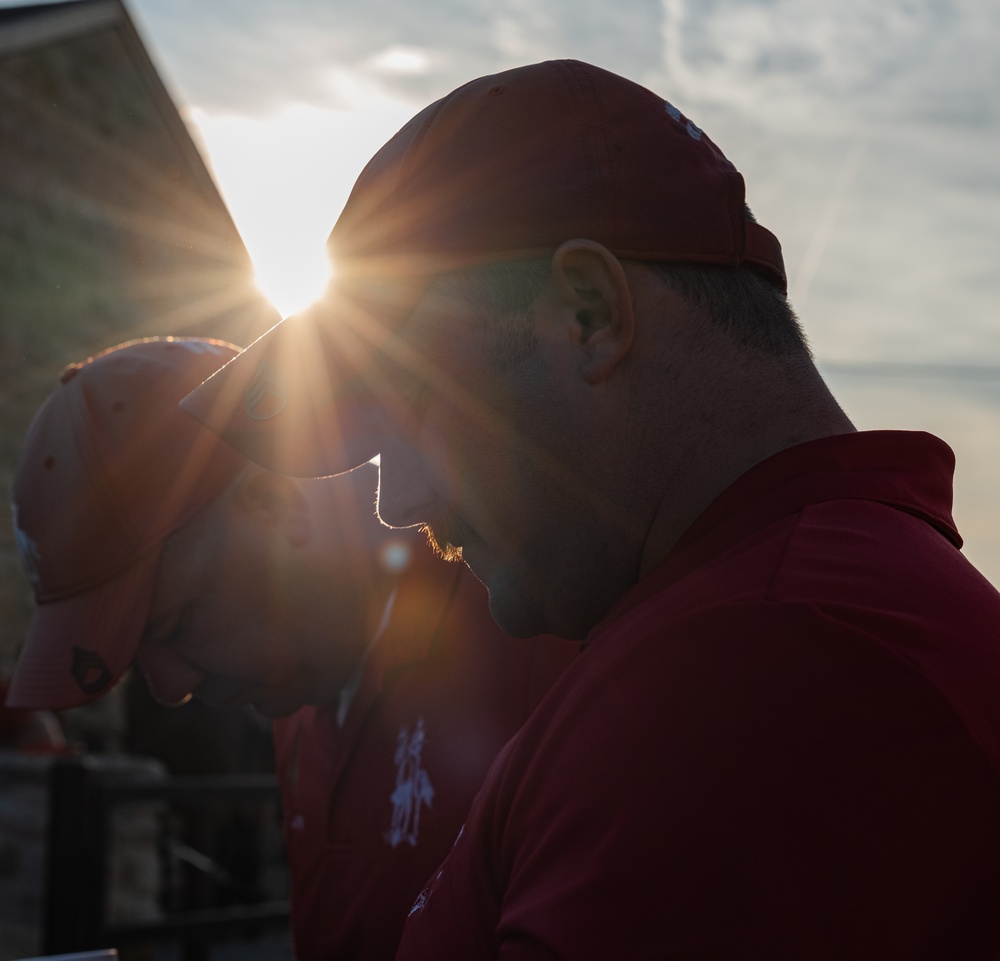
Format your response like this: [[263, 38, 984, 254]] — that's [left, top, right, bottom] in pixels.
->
[[0, 3, 283, 958]]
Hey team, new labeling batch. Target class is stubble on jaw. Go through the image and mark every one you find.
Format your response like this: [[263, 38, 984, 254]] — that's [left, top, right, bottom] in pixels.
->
[[421, 522, 464, 563]]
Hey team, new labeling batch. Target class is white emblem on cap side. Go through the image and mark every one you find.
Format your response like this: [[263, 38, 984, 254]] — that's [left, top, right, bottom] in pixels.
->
[[11, 503, 42, 589], [664, 100, 703, 141]]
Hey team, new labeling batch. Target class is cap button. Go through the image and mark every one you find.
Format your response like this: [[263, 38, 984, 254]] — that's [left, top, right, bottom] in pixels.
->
[[59, 363, 83, 383]]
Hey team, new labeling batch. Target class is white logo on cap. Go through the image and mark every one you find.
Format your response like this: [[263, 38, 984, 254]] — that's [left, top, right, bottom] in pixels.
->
[[11, 503, 42, 589], [664, 100, 702, 141], [245, 361, 287, 420]]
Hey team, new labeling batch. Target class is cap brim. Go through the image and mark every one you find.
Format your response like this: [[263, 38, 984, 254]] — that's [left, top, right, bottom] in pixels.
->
[[6, 549, 160, 711], [181, 279, 426, 478]]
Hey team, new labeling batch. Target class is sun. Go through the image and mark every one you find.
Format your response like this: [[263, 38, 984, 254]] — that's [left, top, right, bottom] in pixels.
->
[[187, 80, 416, 319], [251, 233, 335, 319]]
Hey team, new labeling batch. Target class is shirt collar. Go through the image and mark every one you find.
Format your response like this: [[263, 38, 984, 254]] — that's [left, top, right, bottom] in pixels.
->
[[594, 430, 958, 637]]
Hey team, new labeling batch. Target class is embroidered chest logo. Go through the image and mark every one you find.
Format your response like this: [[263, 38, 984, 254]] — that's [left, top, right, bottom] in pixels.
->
[[385, 718, 435, 849]]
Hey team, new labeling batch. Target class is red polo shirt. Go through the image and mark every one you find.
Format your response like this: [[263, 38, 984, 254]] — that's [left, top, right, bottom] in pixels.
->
[[397, 431, 1000, 960], [271, 542, 577, 960]]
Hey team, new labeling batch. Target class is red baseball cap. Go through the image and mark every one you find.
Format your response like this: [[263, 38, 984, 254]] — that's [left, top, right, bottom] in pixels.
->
[[7, 338, 247, 711], [182, 59, 786, 477]]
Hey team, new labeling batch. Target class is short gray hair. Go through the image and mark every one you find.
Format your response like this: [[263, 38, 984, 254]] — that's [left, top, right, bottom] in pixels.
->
[[449, 245, 808, 366]]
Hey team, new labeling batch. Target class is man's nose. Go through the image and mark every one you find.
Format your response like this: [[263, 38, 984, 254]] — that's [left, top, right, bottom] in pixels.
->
[[134, 645, 203, 708], [375, 435, 442, 530]]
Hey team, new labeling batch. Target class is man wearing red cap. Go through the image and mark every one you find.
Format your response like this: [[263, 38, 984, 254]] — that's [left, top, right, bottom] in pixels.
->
[[7, 337, 576, 961], [184, 62, 1000, 958]]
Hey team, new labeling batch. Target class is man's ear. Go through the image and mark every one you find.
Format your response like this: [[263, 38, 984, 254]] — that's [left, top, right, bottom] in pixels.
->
[[550, 239, 635, 384], [232, 467, 311, 547]]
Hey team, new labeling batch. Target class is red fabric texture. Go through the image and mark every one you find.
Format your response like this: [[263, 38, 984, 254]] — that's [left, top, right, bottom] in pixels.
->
[[396, 430, 1000, 960]]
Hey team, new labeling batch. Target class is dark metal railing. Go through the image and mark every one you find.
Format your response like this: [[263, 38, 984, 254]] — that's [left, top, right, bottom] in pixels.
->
[[44, 756, 290, 959]]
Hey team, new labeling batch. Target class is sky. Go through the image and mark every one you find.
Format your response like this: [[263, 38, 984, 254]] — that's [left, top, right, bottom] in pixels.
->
[[11, 0, 1000, 580]]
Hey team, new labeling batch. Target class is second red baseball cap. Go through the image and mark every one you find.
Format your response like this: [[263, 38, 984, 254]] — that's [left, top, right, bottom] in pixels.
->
[[7, 338, 247, 710]]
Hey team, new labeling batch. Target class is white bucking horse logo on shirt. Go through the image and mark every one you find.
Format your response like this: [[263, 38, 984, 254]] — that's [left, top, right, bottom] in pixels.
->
[[385, 718, 435, 848]]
